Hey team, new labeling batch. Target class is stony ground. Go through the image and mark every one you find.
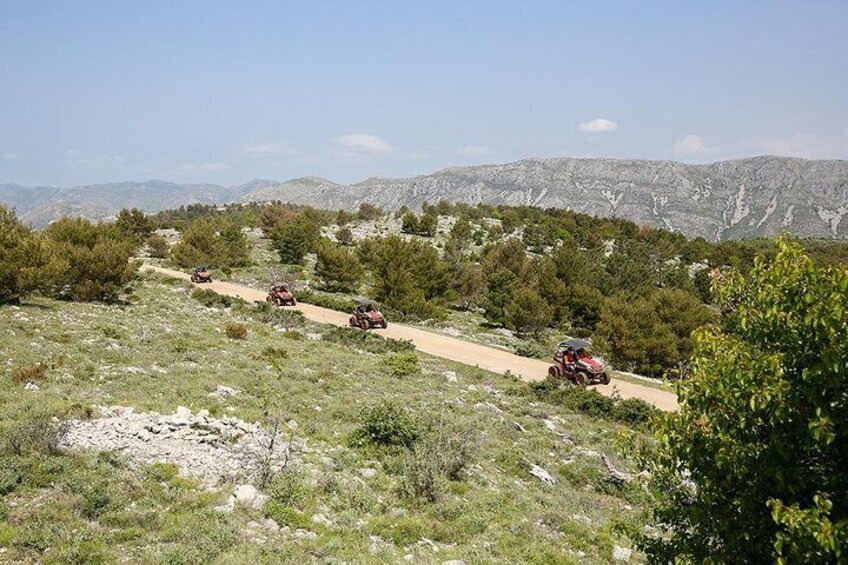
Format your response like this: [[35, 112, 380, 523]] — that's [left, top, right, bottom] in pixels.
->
[[0, 273, 648, 563]]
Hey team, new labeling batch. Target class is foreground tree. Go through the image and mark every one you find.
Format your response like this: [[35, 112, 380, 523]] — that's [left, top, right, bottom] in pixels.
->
[[0, 205, 54, 304], [43, 217, 138, 302], [638, 238, 848, 563]]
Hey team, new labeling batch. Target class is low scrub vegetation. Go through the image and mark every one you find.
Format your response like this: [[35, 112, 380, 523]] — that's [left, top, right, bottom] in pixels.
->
[[321, 326, 414, 354]]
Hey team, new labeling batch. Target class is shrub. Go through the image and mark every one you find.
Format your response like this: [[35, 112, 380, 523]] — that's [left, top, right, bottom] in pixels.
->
[[267, 470, 307, 508], [12, 363, 48, 384], [401, 446, 443, 502], [244, 300, 306, 327], [322, 326, 414, 354], [225, 323, 248, 340], [191, 288, 245, 309], [529, 379, 656, 427], [381, 352, 421, 378], [514, 340, 549, 359], [336, 226, 354, 245], [296, 289, 351, 312], [351, 400, 419, 448], [3, 418, 67, 457]]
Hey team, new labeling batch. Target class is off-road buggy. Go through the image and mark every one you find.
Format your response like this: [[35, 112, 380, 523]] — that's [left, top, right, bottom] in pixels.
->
[[190, 266, 212, 283], [349, 300, 387, 330], [267, 284, 296, 306], [548, 338, 610, 386]]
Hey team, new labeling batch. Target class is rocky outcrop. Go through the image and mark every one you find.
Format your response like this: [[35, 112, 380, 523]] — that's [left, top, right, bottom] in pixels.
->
[[60, 405, 301, 487], [239, 156, 848, 241], [4, 156, 846, 239]]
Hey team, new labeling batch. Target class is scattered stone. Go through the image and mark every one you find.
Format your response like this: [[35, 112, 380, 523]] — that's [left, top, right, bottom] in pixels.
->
[[359, 468, 378, 479], [209, 385, 238, 399], [513, 422, 528, 433], [443, 371, 458, 383], [442, 561, 466, 565], [24, 382, 40, 391], [311, 513, 334, 526], [613, 545, 632, 562], [232, 484, 269, 510], [528, 463, 557, 486], [293, 529, 317, 540], [369, 535, 388, 554]]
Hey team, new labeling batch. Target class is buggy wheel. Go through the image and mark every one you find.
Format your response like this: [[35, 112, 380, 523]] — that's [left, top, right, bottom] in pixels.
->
[[573, 371, 588, 386], [360, 319, 369, 330], [380, 320, 387, 329], [599, 372, 610, 385], [349, 316, 357, 327], [290, 299, 297, 306], [548, 365, 562, 380]]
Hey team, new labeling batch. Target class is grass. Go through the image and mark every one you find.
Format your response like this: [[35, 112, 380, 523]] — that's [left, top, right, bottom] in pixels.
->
[[0, 272, 649, 563]]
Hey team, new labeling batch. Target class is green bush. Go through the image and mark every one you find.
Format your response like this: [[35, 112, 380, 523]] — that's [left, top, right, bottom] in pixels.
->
[[514, 340, 549, 359], [191, 288, 245, 308], [224, 323, 248, 340], [351, 400, 419, 448], [145, 233, 170, 258], [528, 379, 656, 427], [381, 352, 421, 378], [296, 289, 352, 312], [322, 326, 414, 354]]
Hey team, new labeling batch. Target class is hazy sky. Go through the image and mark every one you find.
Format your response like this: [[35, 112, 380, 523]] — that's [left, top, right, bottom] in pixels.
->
[[1, 1, 846, 186]]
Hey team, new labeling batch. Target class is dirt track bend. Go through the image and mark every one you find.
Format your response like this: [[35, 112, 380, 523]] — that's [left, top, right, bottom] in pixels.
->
[[145, 265, 679, 412]]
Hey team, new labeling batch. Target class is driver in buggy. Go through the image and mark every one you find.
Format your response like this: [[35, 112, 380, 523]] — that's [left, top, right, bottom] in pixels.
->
[[554, 344, 577, 370]]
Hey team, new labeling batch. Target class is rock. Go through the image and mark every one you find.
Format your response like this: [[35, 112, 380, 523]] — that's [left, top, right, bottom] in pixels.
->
[[443, 371, 458, 383], [209, 385, 238, 398], [613, 545, 632, 562], [513, 422, 528, 433], [359, 468, 378, 479], [528, 463, 557, 486], [293, 529, 317, 540], [311, 513, 334, 526], [24, 382, 40, 391], [442, 561, 466, 565]]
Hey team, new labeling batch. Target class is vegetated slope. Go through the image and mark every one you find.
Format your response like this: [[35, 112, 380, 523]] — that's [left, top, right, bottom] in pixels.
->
[[239, 156, 848, 241], [0, 275, 649, 563]]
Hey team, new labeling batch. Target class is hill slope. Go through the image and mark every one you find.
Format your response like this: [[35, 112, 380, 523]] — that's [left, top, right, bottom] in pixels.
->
[[3, 156, 847, 239], [240, 156, 848, 240]]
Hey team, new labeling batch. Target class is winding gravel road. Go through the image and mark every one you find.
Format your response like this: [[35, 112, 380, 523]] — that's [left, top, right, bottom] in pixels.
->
[[145, 265, 679, 412]]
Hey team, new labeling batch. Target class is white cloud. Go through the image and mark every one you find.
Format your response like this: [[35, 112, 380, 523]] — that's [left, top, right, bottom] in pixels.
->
[[235, 141, 296, 159], [332, 134, 394, 155], [457, 145, 490, 156], [66, 150, 128, 170], [577, 118, 619, 134], [176, 162, 231, 173], [672, 134, 720, 157], [2, 152, 17, 160]]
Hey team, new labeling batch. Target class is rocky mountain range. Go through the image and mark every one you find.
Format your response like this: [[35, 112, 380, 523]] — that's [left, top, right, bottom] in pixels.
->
[[3, 156, 847, 240]]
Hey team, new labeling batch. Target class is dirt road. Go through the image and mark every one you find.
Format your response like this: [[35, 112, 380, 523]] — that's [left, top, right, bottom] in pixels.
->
[[145, 265, 679, 412]]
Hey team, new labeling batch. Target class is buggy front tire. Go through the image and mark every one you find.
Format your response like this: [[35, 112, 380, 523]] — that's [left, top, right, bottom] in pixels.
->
[[599, 372, 610, 385]]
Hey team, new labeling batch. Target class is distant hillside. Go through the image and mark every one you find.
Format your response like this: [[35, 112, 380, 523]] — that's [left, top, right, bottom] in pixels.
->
[[0, 180, 263, 227], [3, 156, 847, 239], [238, 156, 848, 241]]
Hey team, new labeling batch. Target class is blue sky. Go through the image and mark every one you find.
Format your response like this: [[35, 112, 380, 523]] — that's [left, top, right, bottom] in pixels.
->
[[1, 1, 846, 186]]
